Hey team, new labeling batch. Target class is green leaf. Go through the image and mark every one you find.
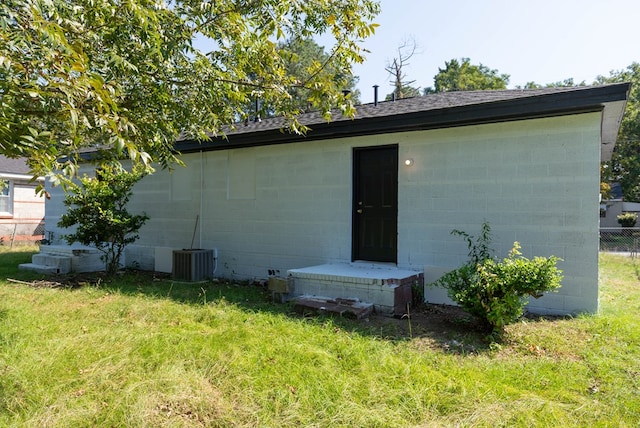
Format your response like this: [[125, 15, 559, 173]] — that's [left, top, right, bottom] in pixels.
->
[[0, 0, 380, 181]]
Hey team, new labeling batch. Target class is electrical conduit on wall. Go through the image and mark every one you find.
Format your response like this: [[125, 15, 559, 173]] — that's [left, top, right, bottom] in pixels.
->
[[199, 151, 217, 275]]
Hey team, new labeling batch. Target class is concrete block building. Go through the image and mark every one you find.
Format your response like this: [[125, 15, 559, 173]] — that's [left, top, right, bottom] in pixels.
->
[[42, 84, 630, 315]]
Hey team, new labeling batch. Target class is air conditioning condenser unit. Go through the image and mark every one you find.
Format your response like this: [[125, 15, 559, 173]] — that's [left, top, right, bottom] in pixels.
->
[[172, 249, 214, 281]]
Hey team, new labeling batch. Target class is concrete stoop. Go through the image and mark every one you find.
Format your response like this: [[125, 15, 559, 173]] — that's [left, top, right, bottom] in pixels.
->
[[287, 263, 424, 317], [19, 245, 104, 274], [20, 253, 72, 274]]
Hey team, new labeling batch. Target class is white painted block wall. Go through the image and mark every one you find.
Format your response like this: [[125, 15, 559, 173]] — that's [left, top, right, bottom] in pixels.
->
[[44, 179, 71, 245], [46, 112, 602, 315], [398, 113, 601, 314], [126, 142, 355, 281]]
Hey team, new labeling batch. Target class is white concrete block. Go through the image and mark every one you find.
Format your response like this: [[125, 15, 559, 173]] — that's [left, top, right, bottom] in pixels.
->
[[154, 246, 175, 273]]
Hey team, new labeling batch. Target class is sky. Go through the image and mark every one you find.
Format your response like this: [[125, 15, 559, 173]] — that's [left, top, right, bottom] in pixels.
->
[[339, 0, 640, 103]]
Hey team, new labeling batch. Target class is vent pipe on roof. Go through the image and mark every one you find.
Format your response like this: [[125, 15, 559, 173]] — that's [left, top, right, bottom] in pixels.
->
[[373, 85, 379, 106], [391, 92, 396, 102]]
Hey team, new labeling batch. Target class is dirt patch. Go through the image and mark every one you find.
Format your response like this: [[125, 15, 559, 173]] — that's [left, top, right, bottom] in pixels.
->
[[7, 277, 78, 289], [7, 272, 108, 289], [359, 302, 574, 353], [360, 302, 493, 352], [9, 270, 173, 289]]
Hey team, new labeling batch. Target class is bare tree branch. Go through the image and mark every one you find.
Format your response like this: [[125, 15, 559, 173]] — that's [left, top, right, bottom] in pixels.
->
[[385, 37, 419, 99]]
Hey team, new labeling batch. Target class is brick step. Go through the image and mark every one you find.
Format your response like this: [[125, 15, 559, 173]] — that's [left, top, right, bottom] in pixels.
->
[[291, 296, 374, 319], [288, 263, 423, 316]]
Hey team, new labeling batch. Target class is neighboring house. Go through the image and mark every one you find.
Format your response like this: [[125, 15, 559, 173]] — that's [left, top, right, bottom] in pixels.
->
[[0, 156, 45, 244], [600, 200, 640, 228], [600, 183, 640, 227], [42, 83, 630, 315]]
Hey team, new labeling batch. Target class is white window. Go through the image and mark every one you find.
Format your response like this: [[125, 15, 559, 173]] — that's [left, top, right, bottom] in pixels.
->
[[0, 179, 12, 216]]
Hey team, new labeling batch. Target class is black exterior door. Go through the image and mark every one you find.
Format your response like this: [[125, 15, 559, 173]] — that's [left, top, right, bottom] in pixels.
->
[[352, 145, 398, 263]]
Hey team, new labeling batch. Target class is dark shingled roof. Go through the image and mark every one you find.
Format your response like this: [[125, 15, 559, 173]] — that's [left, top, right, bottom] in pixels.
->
[[223, 86, 589, 135], [0, 156, 30, 175], [176, 83, 630, 159]]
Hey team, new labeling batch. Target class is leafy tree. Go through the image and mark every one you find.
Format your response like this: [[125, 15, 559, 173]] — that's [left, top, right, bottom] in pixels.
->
[[385, 38, 421, 100], [247, 37, 361, 118], [597, 63, 640, 201], [0, 0, 379, 186], [600, 180, 613, 201], [519, 78, 586, 89], [58, 164, 149, 275], [429, 58, 509, 93], [282, 37, 361, 110], [385, 85, 421, 101]]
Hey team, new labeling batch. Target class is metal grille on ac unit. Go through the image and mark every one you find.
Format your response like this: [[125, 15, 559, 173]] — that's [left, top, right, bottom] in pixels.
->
[[172, 249, 214, 281]]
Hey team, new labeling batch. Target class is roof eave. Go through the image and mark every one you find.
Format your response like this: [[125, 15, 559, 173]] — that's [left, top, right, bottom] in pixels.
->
[[600, 98, 628, 161], [176, 83, 632, 154], [0, 172, 44, 182]]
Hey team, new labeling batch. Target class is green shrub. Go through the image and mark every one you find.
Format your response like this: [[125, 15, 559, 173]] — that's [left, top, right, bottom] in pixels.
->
[[617, 212, 638, 227], [431, 223, 563, 333], [58, 164, 149, 276]]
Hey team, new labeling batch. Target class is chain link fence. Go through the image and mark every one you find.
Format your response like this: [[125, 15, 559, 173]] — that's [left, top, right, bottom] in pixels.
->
[[5, 222, 639, 253], [0, 221, 45, 248], [600, 227, 640, 254]]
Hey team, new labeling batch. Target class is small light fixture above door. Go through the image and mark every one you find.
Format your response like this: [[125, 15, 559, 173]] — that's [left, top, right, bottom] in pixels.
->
[[404, 158, 414, 166]]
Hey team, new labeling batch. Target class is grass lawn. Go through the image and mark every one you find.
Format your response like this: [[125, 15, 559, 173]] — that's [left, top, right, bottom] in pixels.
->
[[0, 246, 638, 427]]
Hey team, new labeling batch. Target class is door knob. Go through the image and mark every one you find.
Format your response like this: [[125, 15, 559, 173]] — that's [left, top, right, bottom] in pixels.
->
[[357, 209, 363, 214]]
